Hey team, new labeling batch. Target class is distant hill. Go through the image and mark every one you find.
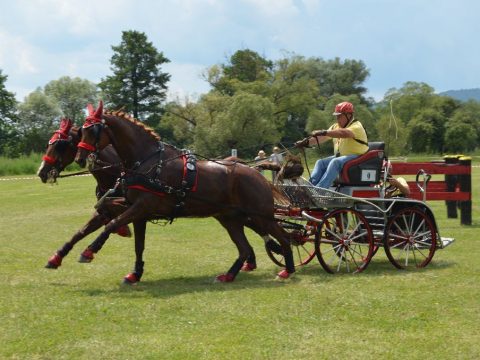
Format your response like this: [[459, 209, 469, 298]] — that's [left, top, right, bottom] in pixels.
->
[[439, 88, 480, 101]]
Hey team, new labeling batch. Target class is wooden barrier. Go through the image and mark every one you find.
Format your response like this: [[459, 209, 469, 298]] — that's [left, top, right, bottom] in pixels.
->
[[391, 156, 472, 225]]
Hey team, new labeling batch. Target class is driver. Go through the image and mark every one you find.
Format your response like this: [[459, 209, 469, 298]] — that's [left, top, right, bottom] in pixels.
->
[[295, 101, 368, 188]]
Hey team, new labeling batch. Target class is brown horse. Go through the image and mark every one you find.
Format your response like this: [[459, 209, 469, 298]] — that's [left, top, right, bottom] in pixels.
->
[[37, 118, 132, 269], [74, 101, 295, 283]]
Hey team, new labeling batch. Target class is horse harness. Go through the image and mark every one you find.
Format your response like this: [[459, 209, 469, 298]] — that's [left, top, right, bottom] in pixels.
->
[[80, 121, 199, 222], [122, 146, 198, 222]]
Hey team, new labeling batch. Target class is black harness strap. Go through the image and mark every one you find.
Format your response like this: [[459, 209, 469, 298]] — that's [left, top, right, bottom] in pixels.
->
[[170, 150, 197, 222], [122, 149, 198, 223], [344, 119, 369, 147]]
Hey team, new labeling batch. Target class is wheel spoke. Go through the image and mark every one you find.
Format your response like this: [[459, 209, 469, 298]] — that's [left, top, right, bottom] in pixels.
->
[[389, 232, 408, 241], [412, 218, 426, 237], [267, 219, 317, 267], [385, 208, 436, 270], [324, 226, 343, 241], [390, 239, 407, 249], [336, 248, 345, 272], [412, 246, 429, 259], [316, 208, 373, 274], [346, 247, 361, 268], [346, 230, 369, 242]]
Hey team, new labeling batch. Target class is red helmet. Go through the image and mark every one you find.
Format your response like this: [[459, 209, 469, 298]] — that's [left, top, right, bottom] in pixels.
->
[[332, 101, 354, 115]]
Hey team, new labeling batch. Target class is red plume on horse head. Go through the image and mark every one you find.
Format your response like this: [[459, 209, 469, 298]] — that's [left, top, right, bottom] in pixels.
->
[[84, 100, 104, 128], [48, 118, 73, 144], [59, 118, 73, 134]]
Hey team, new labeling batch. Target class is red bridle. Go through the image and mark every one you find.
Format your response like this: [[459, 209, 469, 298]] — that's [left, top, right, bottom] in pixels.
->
[[42, 154, 57, 165], [77, 141, 97, 152]]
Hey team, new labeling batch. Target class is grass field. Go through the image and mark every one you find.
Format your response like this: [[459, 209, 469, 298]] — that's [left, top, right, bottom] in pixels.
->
[[0, 169, 479, 359]]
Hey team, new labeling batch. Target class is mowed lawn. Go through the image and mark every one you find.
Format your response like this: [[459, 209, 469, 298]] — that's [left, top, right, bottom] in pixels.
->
[[0, 169, 479, 359]]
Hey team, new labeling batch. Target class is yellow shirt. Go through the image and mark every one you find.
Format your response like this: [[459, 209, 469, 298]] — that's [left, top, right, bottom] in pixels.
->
[[328, 120, 368, 156]]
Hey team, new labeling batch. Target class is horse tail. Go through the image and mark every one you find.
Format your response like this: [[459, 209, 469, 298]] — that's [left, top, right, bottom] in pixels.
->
[[269, 182, 290, 206]]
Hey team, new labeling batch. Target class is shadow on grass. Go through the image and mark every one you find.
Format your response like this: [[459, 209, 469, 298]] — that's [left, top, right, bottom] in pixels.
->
[[75, 265, 338, 299], [365, 256, 456, 276], [71, 256, 456, 299]]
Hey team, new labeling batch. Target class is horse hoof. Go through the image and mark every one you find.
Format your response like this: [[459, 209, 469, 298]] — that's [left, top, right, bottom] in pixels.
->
[[116, 225, 132, 238], [214, 273, 235, 283], [275, 269, 294, 281], [78, 249, 94, 263], [241, 262, 257, 272], [123, 273, 140, 285], [45, 253, 62, 269]]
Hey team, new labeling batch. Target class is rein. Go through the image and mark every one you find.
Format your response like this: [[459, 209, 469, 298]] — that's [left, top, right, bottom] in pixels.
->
[[57, 162, 122, 178]]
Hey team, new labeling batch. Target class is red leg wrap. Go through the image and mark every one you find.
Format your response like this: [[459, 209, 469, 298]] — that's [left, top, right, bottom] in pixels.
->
[[241, 262, 257, 272], [215, 273, 235, 282], [115, 225, 132, 238], [80, 249, 94, 261], [47, 253, 62, 268], [123, 273, 139, 284], [276, 269, 290, 280]]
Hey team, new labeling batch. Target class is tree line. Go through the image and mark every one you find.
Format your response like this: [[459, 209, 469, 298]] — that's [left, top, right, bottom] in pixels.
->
[[0, 30, 478, 159]]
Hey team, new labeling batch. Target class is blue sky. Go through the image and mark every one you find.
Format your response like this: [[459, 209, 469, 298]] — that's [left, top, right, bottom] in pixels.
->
[[0, 0, 478, 102]]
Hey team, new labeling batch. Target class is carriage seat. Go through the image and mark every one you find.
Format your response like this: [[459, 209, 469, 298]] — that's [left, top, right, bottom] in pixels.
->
[[335, 142, 385, 186]]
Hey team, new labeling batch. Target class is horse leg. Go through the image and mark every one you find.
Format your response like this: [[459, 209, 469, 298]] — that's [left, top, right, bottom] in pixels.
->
[[247, 217, 295, 280], [236, 219, 258, 272], [215, 216, 254, 282], [123, 220, 147, 285], [45, 211, 109, 268], [266, 221, 295, 279], [245, 220, 284, 254], [78, 203, 144, 263]]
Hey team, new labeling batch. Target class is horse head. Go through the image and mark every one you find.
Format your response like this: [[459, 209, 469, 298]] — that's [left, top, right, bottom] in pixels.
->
[[37, 118, 78, 183], [76, 100, 163, 170], [75, 100, 110, 168]]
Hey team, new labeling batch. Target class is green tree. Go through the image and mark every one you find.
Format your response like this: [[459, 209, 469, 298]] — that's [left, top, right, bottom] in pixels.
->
[[224, 49, 273, 83], [374, 82, 461, 154], [269, 56, 319, 143], [303, 57, 370, 101], [375, 114, 409, 156], [161, 99, 199, 148], [380, 82, 436, 125], [44, 76, 98, 124], [194, 92, 278, 158], [441, 100, 480, 153], [444, 122, 477, 153], [99, 30, 170, 122], [0, 69, 19, 156], [205, 49, 273, 96], [448, 100, 480, 145], [16, 89, 62, 154], [204, 52, 321, 145]]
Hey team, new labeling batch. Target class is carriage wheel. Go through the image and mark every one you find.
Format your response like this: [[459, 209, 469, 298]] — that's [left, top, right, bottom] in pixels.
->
[[315, 208, 374, 274], [383, 207, 436, 269], [266, 219, 317, 267]]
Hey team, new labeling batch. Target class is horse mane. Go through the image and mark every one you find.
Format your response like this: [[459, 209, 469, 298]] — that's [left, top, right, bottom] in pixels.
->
[[103, 109, 161, 141]]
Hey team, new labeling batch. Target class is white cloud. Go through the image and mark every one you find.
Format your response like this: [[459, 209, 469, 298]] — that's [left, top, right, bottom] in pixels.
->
[[163, 62, 210, 102], [243, 0, 299, 17], [12, 0, 131, 37], [301, 0, 321, 13], [0, 31, 38, 75], [0, 0, 478, 103]]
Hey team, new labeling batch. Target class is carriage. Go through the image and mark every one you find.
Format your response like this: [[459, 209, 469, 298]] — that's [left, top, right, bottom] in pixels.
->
[[40, 104, 455, 283], [267, 142, 455, 274]]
